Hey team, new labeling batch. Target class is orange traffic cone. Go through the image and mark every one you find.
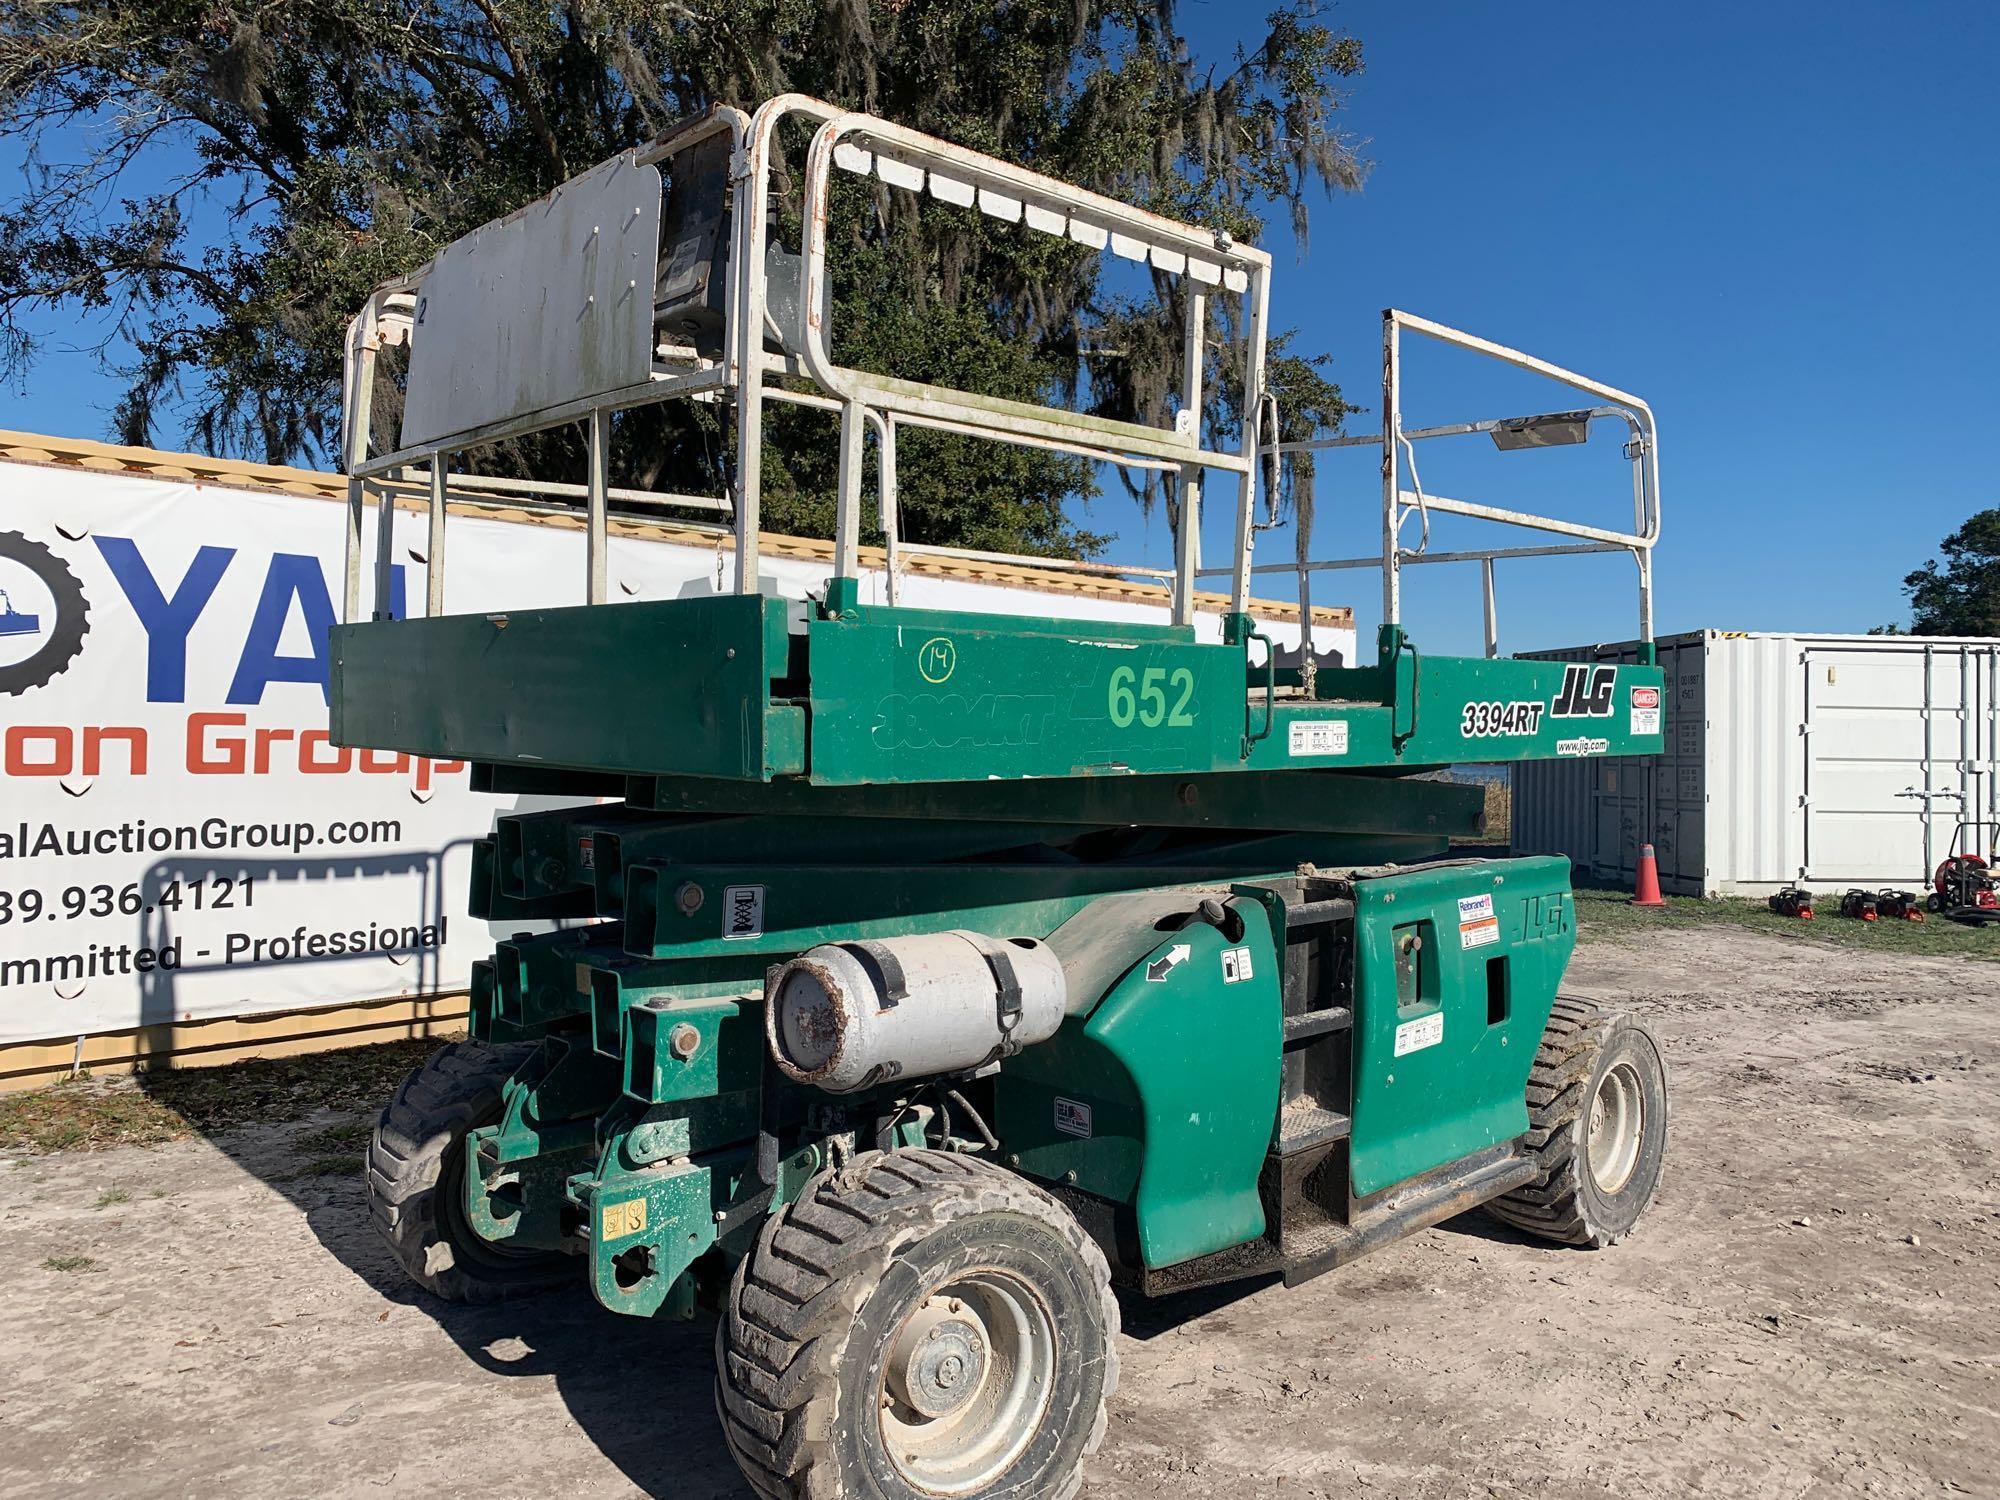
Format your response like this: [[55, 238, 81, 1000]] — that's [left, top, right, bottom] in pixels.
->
[[1631, 843, 1667, 907]]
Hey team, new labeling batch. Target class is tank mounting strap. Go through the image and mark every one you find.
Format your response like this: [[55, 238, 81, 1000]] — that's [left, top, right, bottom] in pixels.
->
[[843, 939, 910, 1010], [955, 930, 1027, 1045]]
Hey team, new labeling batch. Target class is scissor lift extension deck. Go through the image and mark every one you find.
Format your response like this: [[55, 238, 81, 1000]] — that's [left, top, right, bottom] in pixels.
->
[[331, 594, 1665, 784]]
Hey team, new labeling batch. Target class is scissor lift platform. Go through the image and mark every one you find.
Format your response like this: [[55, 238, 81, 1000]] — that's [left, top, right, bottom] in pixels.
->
[[332, 594, 1665, 786]]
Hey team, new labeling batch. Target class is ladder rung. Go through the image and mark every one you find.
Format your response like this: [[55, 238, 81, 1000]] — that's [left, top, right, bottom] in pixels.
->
[[1283, 1007, 1354, 1044]]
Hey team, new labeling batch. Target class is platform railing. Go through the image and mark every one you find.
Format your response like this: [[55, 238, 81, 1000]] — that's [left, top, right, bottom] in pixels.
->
[[337, 94, 1273, 633], [1204, 309, 1661, 671]]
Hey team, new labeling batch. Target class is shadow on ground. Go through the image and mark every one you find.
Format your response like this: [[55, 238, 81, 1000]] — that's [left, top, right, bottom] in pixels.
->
[[10, 1038, 1558, 1498], [195, 1104, 745, 1498]]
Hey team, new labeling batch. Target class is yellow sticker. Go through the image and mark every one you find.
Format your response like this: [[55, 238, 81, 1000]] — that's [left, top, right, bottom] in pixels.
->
[[601, 1198, 647, 1240]]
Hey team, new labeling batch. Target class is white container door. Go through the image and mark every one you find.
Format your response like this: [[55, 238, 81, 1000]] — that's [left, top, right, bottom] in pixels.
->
[[1801, 643, 1998, 886]]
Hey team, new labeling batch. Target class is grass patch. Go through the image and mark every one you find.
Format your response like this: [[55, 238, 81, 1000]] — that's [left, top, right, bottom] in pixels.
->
[[0, 1035, 455, 1157], [93, 1187, 130, 1209], [1573, 884, 2000, 960], [295, 1120, 373, 1154], [43, 1254, 99, 1273]]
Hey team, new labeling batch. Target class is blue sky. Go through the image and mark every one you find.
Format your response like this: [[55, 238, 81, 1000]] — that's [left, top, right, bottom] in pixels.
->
[[1154, 0, 2000, 653], [3, 2, 1995, 655]]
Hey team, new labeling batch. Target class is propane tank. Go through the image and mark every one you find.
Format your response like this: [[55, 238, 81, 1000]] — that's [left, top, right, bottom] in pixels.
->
[[765, 930, 1068, 1094]]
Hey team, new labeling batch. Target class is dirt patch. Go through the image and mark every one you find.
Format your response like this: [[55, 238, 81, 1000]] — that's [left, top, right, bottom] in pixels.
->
[[1, 930, 1995, 1499]]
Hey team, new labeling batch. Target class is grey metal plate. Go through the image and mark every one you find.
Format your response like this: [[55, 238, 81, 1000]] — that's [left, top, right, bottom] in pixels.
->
[[401, 152, 662, 448]]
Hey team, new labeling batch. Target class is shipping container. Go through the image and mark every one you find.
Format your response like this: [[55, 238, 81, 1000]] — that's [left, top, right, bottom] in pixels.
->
[[1512, 630, 2000, 896]]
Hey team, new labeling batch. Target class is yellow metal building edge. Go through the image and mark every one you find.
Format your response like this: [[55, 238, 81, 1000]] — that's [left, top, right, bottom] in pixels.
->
[[0, 995, 469, 1093], [0, 428, 1352, 628]]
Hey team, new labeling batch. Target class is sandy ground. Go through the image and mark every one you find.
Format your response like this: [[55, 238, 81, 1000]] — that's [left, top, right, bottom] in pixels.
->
[[2, 924, 1996, 1500]]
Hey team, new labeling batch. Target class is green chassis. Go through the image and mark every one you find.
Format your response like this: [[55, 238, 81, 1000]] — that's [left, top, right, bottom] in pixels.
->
[[332, 597, 1662, 1315]]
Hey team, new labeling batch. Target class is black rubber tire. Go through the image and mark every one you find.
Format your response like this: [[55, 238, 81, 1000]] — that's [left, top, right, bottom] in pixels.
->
[[0, 530, 89, 697], [716, 1150, 1119, 1500], [365, 1040, 570, 1302], [1487, 997, 1669, 1248]]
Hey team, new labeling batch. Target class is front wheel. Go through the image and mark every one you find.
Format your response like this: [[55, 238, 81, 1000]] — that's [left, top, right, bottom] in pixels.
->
[[1488, 997, 1669, 1247], [717, 1150, 1118, 1500], [365, 1040, 570, 1302]]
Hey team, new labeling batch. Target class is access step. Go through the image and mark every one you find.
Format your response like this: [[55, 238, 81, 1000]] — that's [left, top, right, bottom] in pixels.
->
[[1281, 1145, 1535, 1287], [1275, 1100, 1352, 1155]]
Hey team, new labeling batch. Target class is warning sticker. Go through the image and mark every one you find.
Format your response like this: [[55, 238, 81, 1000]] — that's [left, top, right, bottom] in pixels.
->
[[1220, 945, 1255, 984], [1457, 892, 1499, 949], [601, 1198, 648, 1240], [578, 835, 595, 872], [1288, 720, 1349, 757], [722, 884, 766, 940], [1054, 1098, 1094, 1138], [1394, 1012, 1445, 1057], [1630, 685, 1662, 736]]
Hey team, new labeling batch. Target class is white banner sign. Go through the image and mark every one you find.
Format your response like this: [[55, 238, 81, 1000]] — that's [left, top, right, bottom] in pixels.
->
[[0, 460, 1351, 1046]]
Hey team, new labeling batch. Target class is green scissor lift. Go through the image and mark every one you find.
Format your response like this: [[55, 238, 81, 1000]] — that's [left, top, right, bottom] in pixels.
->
[[335, 97, 1672, 1499]]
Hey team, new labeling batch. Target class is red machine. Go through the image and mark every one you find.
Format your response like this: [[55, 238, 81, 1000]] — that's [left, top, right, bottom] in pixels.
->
[[1874, 889, 1926, 922], [1769, 886, 1816, 920], [1929, 823, 2000, 926]]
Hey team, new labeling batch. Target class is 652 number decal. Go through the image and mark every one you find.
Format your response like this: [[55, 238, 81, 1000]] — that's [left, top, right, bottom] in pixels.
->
[[1460, 700, 1545, 738], [1109, 665, 1197, 729]]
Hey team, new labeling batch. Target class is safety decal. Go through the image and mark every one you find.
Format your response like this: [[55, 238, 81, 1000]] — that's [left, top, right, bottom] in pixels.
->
[[721, 884, 766, 940], [1145, 943, 1191, 982], [1287, 720, 1349, 757], [1630, 686, 1661, 736], [1461, 700, 1545, 738], [1393, 1012, 1444, 1057], [1220, 945, 1255, 983], [1054, 1098, 1094, 1138], [601, 1198, 648, 1240], [1457, 893, 1499, 949], [578, 835, 595, 871]]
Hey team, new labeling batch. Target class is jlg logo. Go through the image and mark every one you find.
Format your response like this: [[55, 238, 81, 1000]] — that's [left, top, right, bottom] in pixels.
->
[[1552, 664, 1617, 718]]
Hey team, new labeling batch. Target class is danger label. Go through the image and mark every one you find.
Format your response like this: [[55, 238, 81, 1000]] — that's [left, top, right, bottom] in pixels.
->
[[1630, 685, 1661, 736], [1220, 945, 1255, 984], [1458, 892, 1499, 949]]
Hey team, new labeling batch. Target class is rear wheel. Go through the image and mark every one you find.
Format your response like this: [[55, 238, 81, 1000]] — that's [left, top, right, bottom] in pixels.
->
[[717, 1149, 1118, 1500], [365, 1040, 569, 1302], [1488, 997, 1669, 1247]]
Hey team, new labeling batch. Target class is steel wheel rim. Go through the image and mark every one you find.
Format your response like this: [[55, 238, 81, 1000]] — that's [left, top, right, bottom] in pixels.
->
[[440, 1133, 550, 1271], [878, 1269, 1056, 1493], [1587, 1059, 1645, 1195]]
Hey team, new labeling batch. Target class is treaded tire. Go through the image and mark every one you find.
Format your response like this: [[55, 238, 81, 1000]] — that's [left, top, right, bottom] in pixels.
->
[[0, 530, 89, 697], [1487, 997, 1669, 1248], [716, 1149, 1119, 1500], [366, 1040, 570, 1302]]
